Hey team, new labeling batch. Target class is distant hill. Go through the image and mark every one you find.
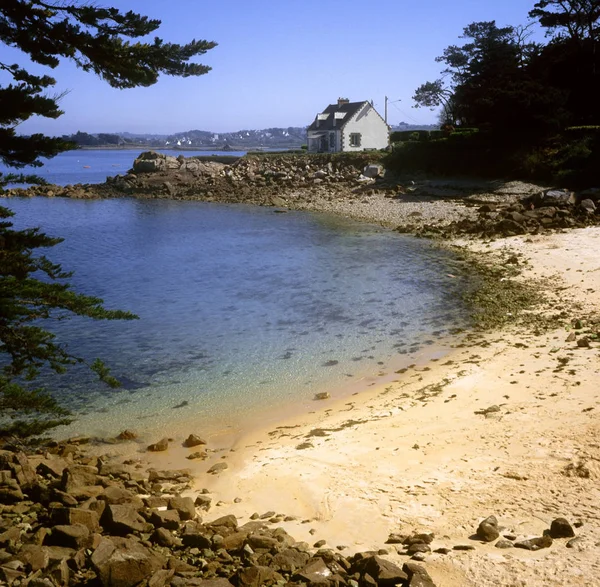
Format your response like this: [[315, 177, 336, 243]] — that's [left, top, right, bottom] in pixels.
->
[[63, 127, 308, 150]]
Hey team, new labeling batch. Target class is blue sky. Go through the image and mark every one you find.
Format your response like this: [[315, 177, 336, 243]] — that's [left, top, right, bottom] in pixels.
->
[[2, 0, 542, 135]]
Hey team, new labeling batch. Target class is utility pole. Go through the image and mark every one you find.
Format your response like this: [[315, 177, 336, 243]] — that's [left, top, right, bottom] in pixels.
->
[[384, 96, 401, 125]]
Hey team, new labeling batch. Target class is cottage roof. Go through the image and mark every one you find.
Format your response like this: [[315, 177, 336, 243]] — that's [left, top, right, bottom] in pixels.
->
[[307, 101, 368, 131]]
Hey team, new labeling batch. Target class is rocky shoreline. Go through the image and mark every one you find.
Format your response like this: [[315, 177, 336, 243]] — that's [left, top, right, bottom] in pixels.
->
[[0, 431, 584, 587], [3, 151, 599, 237]]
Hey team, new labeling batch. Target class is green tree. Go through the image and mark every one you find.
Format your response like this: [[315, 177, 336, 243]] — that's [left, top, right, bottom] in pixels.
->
[[0, 1, 216, 437], [413, 21, 566, 135]]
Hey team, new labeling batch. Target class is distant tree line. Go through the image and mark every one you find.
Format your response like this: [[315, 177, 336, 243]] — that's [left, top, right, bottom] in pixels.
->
[[63, 131, 123, 146], [393, 0, 600, 185]]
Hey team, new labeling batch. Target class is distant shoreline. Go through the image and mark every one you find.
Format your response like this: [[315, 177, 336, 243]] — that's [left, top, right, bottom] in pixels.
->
[[76, 145, 302, 152]]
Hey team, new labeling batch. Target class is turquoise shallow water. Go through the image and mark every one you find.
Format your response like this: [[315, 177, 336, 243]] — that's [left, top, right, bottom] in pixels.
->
[[2, 195, 472, 439]]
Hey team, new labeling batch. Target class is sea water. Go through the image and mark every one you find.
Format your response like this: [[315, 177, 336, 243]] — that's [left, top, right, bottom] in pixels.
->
[[3, 195, 471, 440]]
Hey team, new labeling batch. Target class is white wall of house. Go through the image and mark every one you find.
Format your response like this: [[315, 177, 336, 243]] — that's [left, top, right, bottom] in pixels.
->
[[341, 105, 388, 152]]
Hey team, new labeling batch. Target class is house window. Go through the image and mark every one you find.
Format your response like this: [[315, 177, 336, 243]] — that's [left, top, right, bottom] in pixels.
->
[[329, 133, 335, 149], [350, 133, 361, 147]]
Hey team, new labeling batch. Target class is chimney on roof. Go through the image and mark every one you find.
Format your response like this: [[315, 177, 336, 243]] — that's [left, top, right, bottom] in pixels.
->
[[338, 97, 349, 106]]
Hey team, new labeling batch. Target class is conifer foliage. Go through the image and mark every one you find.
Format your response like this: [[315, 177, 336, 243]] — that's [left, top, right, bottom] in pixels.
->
[[0, 1, 216, 437]]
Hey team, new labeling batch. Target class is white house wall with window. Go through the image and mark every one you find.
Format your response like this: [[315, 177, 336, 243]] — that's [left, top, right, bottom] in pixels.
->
[[307, 98, 389, 153]]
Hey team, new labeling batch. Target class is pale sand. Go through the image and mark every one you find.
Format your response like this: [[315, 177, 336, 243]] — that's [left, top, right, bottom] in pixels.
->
[[137, 226, 600, 586]]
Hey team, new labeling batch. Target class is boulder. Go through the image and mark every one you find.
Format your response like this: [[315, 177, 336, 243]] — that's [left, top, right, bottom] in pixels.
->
[[16, 544, 50, 572], [149, 509, 181, 530], [184, 434, 207, 448], [237, 565, 283, 587], [358, 556, 408, 585], [477, 515, 500, 542], [91, 536, 166, 587], [116, 430, 137, 441], [363, 164, 384, 179], [294, 558, 332, 586], [60, 465, 99, 492], [580, 199, 596, 213], [147, 438, 169, 452], [514, 535, 553, 550], [169, 496, 196, 521], [270, 548, 311, 573], [207, 462, 228, 474], [36, 457, 68, 479], [150, 527, 182, 548], [45, 524, 91, 549], [50, 507, 100, 532], [181, 522, 212, 549], [549, 518, 575, 538], [101, 504, 153, 536], [403, 561, 436, 587]]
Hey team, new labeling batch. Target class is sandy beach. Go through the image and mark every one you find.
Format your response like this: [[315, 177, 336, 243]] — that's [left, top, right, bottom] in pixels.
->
[[134, 223, 600, 586]]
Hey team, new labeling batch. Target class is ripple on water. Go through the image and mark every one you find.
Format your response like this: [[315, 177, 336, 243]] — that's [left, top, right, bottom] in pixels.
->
[[3, 197, 474, 438]]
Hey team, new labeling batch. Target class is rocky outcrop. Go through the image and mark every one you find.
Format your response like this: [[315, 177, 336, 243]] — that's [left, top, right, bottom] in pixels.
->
[[402, 187, 600, 239], [1, 440, 444, 587]]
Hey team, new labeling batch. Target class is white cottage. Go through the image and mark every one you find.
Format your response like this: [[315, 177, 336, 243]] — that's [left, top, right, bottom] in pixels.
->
[[307, 98, 389, 153]]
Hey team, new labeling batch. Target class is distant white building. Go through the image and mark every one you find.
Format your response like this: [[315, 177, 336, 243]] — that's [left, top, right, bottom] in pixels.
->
[[307, 98, 389, 153]]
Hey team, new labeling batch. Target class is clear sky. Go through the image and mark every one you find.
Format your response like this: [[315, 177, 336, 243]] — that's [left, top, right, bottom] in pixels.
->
[[1, 0, 543, 135]]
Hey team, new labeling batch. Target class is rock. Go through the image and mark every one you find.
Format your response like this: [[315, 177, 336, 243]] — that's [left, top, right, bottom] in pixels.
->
[[577, 337, 591, 348], [195, 494, 212, 511], [406, 543, 431, 555], [45, 524, 91, 549], [495, 539, 514, 549], [169, 496, 196, 521], [356, 555, 409, 586], [247, 533, 280, 553], [237, 565, 283, 587], [566, 332, 577, 342], [541, 189, 575, 205], [294, 558, 332, 585], [101, 504, 153, 536], [453, 544, 476, 551], [187, 450, 208, 460], [514, 535, 553, 550], [477, 515, 500, 542], [151, 527, 182, 548], [150, 509, 181, 530], [17, 544, 50, 572], [270, 548, 311, 573], [403, 561, 436, 587], [91, 536, 167, 587], [549, 518, 575, 538], [314, 392, 330, 400], [36, 457, 68, 479], [100, 485, 144, 508], [363, 164, 384, 179], [50, 507, 100, 532], [403, 533, 434, 546], [147, 438, 169, 452], [60, 464, 98, 492], [207, 514, 238, 530], [0, 526, 21, 547], [116, 430, 137, 441], [147, 468, 191, 482], [580, 198, 596, 213], [385, 533, 407, 544], [207, 462, 228, 474], [184, 434, 207, 448], [474, 405, 501, 416], [181, 522, 212, 549]]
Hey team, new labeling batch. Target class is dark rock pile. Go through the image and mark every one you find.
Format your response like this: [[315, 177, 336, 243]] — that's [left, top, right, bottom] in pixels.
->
[[403, 187, 600, 239], [2, 152, 385, 207], [0, 442, 437, 586]]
